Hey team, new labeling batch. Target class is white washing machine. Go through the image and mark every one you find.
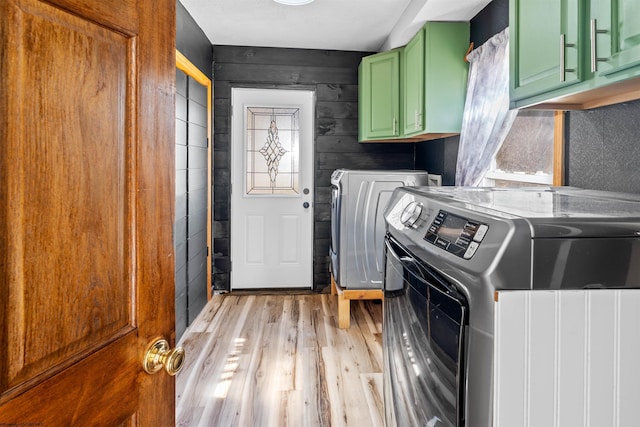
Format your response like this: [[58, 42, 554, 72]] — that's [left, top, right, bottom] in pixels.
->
[[329, 169, 438, 290]]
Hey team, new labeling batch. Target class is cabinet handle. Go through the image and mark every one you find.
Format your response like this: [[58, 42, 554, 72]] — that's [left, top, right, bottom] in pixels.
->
[[393, 117, 397, 135], [560, 34, 576, 82], [590, 19, 609, 73]]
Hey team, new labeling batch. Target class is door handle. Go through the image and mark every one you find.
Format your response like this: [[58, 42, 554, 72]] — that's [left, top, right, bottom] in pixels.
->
[[143, 338, 185, 376], [560, 34, 576, 82], [303, 202, 310, 208], [590, 19, 609, 73]]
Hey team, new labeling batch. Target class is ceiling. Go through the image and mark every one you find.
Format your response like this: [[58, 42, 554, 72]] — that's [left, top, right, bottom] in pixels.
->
[[180, 0, 493, 53]]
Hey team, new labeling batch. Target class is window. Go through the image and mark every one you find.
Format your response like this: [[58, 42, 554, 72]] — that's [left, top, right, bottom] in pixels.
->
[[245, 107, 300, 195], [481, 111, 564, 187]]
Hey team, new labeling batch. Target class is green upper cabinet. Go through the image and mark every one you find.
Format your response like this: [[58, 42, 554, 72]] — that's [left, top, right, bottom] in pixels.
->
[[359, 22, 470, 142], [591, 0, 640, 78], [402, 28, 425, 135], [510, 0, 583, 103], [510, 0, 640, 109], [359, 48, 401, 139], [421, 22, 470, 137]]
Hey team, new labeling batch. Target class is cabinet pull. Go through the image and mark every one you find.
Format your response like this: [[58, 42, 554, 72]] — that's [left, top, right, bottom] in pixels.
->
[[393, 117, 397, 135], [590, 19, 609, 73], [560, 34, 576, 82]]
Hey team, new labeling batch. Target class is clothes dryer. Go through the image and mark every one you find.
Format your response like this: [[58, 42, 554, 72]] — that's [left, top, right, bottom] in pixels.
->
[[329, 169, 436, 290]]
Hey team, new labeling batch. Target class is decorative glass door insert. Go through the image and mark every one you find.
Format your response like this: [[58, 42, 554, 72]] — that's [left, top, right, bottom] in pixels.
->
[[246, 106, 300, 195]]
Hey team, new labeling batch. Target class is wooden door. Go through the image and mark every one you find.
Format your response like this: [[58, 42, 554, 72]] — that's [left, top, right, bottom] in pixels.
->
[[0, 0, 176, 425], [230, 88, 315, 290]]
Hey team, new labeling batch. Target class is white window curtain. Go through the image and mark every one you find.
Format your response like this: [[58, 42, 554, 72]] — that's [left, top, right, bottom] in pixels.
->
[[455, 28, 517, 186]]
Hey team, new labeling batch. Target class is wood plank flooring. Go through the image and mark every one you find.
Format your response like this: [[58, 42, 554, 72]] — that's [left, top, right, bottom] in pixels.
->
[[176, 293, 384, 427]]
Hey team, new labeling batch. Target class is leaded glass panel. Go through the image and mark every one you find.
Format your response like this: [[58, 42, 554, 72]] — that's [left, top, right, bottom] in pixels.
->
[[246, 106, 300, 195]]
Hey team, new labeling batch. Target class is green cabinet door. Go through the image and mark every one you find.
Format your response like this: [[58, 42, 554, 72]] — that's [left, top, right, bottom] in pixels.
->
[[510, 0, 583, 103], [423, 22, 469, 134], [402, 29, 424, 135], [402, 21, 469, 138], [359, 49, 400, 140], [590, 0, 640, 78]]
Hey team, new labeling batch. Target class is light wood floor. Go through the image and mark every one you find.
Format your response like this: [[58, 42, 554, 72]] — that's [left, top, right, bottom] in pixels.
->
[[175, 293, 384, 427]]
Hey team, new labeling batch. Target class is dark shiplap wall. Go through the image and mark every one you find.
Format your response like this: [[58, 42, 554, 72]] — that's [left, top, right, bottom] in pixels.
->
[[176, 1, 212, 338], [175, 70, 209, 340], [212, 46, 415, 292], [470, 0, 509, 46], [415, 136, 460, 185], [176, 1, 212, 80]]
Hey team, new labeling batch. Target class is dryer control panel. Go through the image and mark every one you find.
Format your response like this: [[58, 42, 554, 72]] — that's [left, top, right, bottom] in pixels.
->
[[424, 210, 488, 259]]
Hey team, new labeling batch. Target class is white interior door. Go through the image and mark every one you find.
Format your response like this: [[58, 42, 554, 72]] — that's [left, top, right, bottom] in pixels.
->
[[231, 88, 314, 289]]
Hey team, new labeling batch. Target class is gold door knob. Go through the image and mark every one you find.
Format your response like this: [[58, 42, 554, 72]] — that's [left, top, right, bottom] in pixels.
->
[[143, 338, 185, 376]]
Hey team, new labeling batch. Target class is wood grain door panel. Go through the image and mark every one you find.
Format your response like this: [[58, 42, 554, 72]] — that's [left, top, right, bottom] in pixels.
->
[[2, 0, 133, 394], [0, 0, 175, 424], [0, 334, 140, 425]]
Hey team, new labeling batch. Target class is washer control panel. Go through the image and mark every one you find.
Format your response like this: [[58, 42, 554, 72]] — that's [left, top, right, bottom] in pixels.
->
[[424, 210, 488, 259]]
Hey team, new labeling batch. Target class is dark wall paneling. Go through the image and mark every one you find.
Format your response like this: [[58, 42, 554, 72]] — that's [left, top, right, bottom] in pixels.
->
[[175, 69, 189, 340], [176, 2, 212, 339], [175, 68, 209, 341], [441, 137, 461, 185], [415, 136, 460, 186], [566, 99, 640, 194], [470, 0, 508, 47], [186, 81, 209, 327], [176, 1, 213, 79], [213, 45, 415, 292]]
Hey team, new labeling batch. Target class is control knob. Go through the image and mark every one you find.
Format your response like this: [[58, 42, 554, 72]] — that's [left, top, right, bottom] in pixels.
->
[[400, 201, 423, 228]]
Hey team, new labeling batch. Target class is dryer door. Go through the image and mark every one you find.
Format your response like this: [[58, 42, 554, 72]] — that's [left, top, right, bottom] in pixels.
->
[[384, 236, 468, 427]]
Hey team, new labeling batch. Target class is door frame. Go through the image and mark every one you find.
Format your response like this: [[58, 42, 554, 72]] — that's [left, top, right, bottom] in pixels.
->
[[176, 50, 213, 301], [229, 87, 315, 290]]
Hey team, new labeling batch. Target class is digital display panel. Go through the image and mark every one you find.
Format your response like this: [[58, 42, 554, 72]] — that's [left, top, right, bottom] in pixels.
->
[[436, 213, 469, 242], [424, 210, 486, 259]]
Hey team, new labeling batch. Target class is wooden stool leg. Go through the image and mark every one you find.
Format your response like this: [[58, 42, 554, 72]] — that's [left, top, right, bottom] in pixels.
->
[[338, 293, 350, 329], [331, 274, 337, 296]]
